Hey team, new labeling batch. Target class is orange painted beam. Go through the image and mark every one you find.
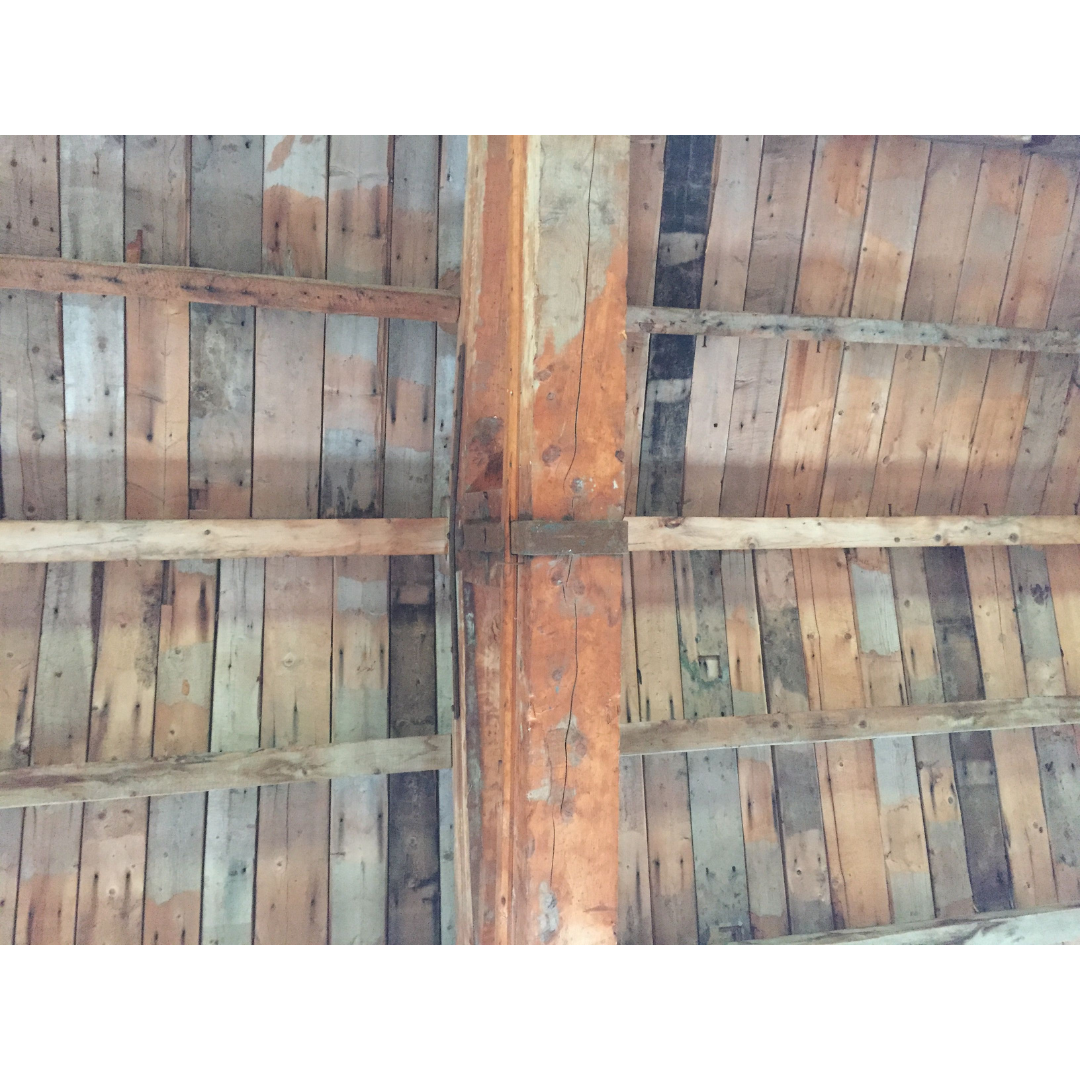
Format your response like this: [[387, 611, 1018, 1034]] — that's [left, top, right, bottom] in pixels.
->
[[456, 136, 629, 944]]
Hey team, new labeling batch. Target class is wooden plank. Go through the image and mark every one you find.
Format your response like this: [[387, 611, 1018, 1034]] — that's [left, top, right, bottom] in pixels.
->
[[838, 138, 933, 926], [124, 137, 202, 944], [681, 136, 761, 517], [57, 135, 155, 946], [633, 136, 714, 944], [956, 148, 1065, 914], [0, 135, 63, 942], [190, 135, 263, 946], [0, 518, 447, 561], [0, 253, 458, 323], [253, 135, 331, 946], [1011, 546, 1080, 904], [188, 136, 261, 519], [721, 136, 824, 941], [75, 559, 162, 944], [620, 697, 1080, 754], [59, 137, 125, 524], [322, 135, 391, 946], [752, 904, 1080, 944], [453, 137, 512, 944], [924, 546, 1012, 911], [754, 550, 833, 934], [201, 557, 262, 944], [123, 135, 190, 522], [144, 560, 215, 944], [434, 135, 467, 944], [13, 563, 95, 943], [385, 135, 441, 945], [719, 550, 785, 939], [0, 735, 451, 809], [673, 551, 751, 943], [889, 548, 976, 918], [618, 133, 665, 945]]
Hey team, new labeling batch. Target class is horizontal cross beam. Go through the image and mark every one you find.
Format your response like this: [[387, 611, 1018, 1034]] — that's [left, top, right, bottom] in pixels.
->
[[627, 305, 1080, 354], [0, 253, 460, 323], [0, 518, 448, 562], [508, 516, 1080, 555], [1, 696, 1069, 809]]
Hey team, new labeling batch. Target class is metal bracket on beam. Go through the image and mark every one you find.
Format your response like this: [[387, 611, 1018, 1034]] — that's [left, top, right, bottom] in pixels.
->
[[510, 519, 629, 556]]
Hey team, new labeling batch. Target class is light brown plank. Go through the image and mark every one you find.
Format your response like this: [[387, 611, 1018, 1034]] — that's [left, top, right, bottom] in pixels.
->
[[0, 517, 447, 561]]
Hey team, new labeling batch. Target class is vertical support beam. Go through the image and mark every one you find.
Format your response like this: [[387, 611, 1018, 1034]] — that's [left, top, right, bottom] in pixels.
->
[[457, 136, 628, 944]]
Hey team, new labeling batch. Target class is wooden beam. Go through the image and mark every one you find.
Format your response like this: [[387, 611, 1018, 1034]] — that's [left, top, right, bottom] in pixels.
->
[[628, 515, 1080, 550], [619, 696, 1080, 756], [0, 736, 451, 810], [747, 905, 1080, 944], [511, 515, 1080, 554], [456, 136, 629, 944], [0, 252, 459, 324], [0, 518, 448, 561], [628, 306, 1080, 354], [5, 695, 1069, 811]]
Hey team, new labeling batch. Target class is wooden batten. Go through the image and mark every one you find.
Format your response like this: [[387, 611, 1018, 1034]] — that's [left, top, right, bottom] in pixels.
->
[[0, 518, 448, 562], [0, 736, 451, 810], [0, 253, 459, 324], [629, 305, 1080, 354]]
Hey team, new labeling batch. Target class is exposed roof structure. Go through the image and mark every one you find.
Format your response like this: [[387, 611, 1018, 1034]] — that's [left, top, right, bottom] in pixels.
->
[[3, 134, 1080, 945]]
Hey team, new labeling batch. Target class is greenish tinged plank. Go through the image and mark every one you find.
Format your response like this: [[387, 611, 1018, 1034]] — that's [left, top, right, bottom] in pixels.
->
[[674, 550, 751, 943], [1010, 545, 1080, 904], [923, 546, 1013, 911], [201, 558, 263, 944], [435, 134, 467, 945]]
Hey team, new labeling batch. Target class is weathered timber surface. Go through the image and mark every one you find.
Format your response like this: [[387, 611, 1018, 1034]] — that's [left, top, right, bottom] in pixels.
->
[[0, 736, 451, 809], [509, 515, 1080, 555], [619, 697, 1080, 755], [0, 518, 447, 561], [0, 253, 458, 323], [627, 516, 1080, 551], [629, 305, 1080, 354], [748, 904, 1080, 944]]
